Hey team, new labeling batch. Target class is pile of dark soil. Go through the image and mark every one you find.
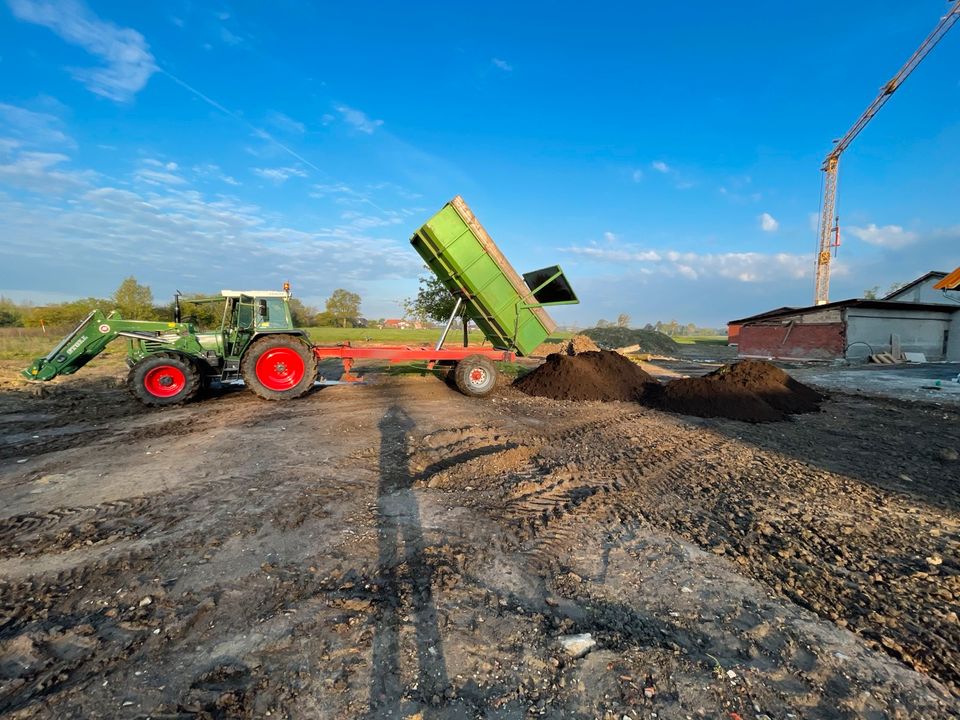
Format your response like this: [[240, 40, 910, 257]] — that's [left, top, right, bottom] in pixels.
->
[[649, 360, 823, 422], [581, 327, 679, 355], [515, 355, 822, 423], [513, 350, 657, 402]]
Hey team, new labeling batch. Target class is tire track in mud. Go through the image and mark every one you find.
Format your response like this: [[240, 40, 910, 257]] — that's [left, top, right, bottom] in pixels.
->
[[0, 468, 356, 715], [410, 407, 960, 695], [0, 473, 261, 560]]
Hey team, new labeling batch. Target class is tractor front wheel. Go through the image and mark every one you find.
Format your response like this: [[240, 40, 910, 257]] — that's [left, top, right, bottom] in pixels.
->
[[241, 335, 318, 400], [453, 355, 498, 398], [129, 354, 201, 407]]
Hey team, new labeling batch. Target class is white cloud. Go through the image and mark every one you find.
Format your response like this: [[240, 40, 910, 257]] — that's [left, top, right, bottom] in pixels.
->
[[253, 166, 308, 183], [335, 105, 383, 134], [631, 169, 643, 182], [0, 102, 74, 146], [0, 149, 95, 193], [0, 162, 423, 297], [846, 223, 918, 249], [651, 160, 670, 173], [220, 26, 242, 45], [135, 169, 185, 186], [8, 0, 157, 102], [602, 231, 618, 243], [193, 163, 240, 186], [267, 111, 306, 135], [759, 212, 779, 232], [565, 242, 817, 283], [491, 58, 513, 72]]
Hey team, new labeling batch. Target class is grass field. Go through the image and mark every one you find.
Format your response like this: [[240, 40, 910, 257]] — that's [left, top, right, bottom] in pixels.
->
[[672, 335, 728, 345]]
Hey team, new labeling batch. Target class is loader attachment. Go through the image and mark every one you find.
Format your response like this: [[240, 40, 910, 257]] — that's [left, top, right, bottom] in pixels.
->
[[23, 309, 115, 381]]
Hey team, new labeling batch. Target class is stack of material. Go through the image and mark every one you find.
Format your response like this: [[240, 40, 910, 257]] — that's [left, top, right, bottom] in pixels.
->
[[532, 334, 600, 357], [514, 355, 823, 423], [645, 360, 823, 422], [513, 350, 657, 402]]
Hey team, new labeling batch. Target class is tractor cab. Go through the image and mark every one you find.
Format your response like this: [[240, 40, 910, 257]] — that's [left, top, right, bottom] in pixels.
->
[[217, 290, 296, 359], [180, 289, 298, 367]]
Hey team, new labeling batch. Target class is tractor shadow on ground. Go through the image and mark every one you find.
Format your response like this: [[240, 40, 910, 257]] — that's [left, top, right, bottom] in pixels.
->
[[368, 403, 450, 718]]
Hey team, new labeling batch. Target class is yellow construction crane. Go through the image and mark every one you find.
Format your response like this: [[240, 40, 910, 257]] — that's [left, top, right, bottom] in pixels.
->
[[814, 1, 960, 305]]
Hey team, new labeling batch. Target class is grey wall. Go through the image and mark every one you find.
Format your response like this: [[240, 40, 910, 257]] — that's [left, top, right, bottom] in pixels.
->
[[949, 313, 960, 362], [886, 276, 952, 305], [845, 308, 955, 360]]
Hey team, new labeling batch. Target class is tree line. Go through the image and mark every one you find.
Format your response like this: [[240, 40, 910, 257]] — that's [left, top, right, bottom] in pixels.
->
[[592, 315, 724, 336], [0, 278, 364, 329]]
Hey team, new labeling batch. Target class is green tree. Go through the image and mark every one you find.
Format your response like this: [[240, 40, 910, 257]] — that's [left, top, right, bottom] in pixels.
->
[[24, 298, 106, 328], [863, 286, 880, 300], [172, 293, 223, 329], [325, 288, 361, 328], [0, 296, 23, 327], [113, 276, 153, 319], [403, 275, 457, 323], [287, 297, 319, 327]]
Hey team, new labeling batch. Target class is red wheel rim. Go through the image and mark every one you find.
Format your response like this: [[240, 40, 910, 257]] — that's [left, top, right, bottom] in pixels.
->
[[143, 365, 186, 398], [469, 367, 487, 386], [255, 347, 305, 391]]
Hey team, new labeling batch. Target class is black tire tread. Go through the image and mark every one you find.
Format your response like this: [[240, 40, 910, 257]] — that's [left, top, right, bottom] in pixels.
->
[[128, 353, 201, 407], [453, 355, 498, 398]]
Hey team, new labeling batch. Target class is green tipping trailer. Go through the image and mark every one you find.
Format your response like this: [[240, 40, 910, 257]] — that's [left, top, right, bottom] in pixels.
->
[[411, 196, 577, 356]]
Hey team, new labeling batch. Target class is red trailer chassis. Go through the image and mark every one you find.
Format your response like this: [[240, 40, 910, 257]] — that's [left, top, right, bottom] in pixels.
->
[[311, 343, 515, 383]]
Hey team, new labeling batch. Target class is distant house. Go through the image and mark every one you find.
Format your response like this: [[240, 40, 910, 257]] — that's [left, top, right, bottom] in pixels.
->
[[729, 270, 960, 362], [382, 318, 409, 330]]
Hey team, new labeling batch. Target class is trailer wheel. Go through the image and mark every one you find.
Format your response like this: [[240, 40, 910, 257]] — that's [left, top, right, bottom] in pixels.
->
[[454, 355, 497, 397], [129, 354, 201, 407], [241, 335, 317, 400]]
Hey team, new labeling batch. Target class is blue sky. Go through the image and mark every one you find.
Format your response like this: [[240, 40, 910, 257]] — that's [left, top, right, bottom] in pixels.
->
[[1, 0, 958, 327]]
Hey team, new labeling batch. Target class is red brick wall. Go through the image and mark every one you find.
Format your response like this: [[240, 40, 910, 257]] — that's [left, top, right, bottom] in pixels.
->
[[727, 323, 741, 344], [738, 322, 845, 360]]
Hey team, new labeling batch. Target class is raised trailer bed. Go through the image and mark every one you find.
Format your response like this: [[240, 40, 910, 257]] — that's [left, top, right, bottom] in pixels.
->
[[308, 196, 579, 398], [411, 196, 577, 357]]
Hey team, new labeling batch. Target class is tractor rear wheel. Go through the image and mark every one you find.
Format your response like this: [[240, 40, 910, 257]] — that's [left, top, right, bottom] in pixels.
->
[[453, 355, 498, 397], [241, 335, 317, 400], [129, 353, 201, 407]]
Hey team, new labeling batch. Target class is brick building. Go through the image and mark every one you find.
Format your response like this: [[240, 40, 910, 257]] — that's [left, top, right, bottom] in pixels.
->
[[729, 270, 960, 361]]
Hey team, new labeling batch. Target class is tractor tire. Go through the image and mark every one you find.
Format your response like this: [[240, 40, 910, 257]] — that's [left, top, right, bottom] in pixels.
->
[[453, 355, 498, 397], [129, 353, 201, 407], [241, 335, 318, 401]]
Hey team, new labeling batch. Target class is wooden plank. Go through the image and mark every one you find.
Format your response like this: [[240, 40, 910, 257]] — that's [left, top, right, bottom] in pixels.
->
[[449, 195, 557, 334], [891, 333, 902, 360]]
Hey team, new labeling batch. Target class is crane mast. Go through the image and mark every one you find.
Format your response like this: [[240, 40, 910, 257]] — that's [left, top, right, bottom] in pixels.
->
[[814, 1, 960, 305]]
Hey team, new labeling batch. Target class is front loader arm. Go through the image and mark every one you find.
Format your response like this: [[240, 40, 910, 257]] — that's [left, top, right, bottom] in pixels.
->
[[22, 311, 192, 381]]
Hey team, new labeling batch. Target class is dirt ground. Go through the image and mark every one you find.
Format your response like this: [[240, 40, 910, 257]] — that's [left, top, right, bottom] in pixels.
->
[[0, 359, 958, 719]]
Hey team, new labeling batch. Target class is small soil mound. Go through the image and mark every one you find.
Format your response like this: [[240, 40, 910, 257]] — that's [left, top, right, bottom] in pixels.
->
[[581, 327, 680, 355], [533, 334, 600, 357], [514, 350, 657, 402], [648, 360, 823, 422]]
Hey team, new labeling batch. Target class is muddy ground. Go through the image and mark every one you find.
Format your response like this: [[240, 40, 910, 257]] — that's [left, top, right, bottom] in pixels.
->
[[0, 360, 958, 719]]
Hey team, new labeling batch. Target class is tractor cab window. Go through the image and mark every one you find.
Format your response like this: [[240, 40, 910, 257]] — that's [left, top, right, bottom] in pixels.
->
[[256, 298, 289, 328], [234, 297, 255, 329]]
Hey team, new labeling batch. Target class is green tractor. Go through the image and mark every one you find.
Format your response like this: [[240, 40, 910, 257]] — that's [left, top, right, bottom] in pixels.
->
[[23, 289, 318, 406]]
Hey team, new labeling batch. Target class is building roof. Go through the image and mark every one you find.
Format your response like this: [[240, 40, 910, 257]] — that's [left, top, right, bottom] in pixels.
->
[[732, 298, 957, 325], [933, 266, 960, 291], [882, 270, 947, 300], [727, 306, 798, 325]]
